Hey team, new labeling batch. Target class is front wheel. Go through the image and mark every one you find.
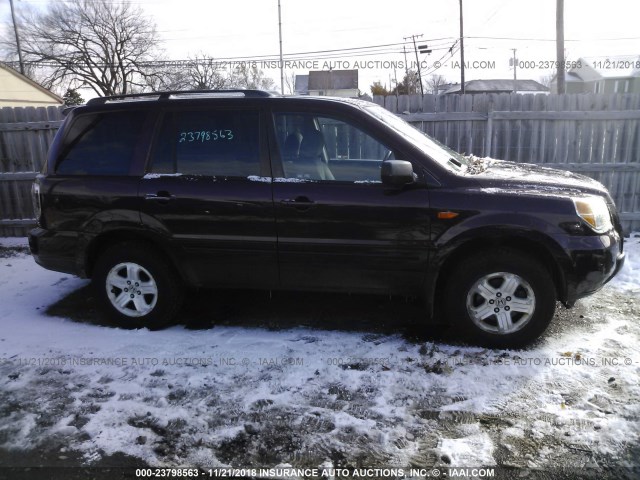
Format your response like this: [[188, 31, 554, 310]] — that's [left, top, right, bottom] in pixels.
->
[[93, 242, 184, 329], [444, 249, 556, 348]]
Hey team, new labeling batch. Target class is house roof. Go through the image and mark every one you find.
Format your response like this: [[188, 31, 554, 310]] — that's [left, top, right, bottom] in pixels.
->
[[549, 70, 597, 85], [444, 79, 548, 94], [308, 70, 358, 90], [574, 55, 640, 79], [564, 71, 584, 83], [436, 82, 459, 92], [0, 63, 63, 105]]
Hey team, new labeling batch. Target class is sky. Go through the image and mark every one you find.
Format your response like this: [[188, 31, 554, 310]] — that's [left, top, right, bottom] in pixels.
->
[[2, 0, 640, 95]]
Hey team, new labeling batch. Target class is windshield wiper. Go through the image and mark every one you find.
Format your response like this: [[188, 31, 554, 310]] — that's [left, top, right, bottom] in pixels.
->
[[448, 157, 463, 168]]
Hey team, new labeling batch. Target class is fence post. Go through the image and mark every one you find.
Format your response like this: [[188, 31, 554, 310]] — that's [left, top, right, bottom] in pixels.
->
[[484, 111, 493, 157]]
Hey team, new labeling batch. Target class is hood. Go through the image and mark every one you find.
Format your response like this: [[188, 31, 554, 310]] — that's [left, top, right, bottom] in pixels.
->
[[469, 159, 609, 198]]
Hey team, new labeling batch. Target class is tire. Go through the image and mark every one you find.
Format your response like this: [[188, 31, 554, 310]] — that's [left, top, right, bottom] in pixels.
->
[[444, 249, 556, 348], [93, 242, 184, 329]]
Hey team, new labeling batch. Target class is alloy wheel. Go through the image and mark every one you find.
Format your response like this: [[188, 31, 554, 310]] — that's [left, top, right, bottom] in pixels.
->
[[105, 262, 158, 317], [465, 272, 536, 335]]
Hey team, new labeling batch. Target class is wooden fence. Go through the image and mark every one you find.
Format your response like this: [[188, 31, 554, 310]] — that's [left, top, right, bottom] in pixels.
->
[[377, 93, 640, 233], [1, 93, 639, 236], [0, 106, 63, 236]]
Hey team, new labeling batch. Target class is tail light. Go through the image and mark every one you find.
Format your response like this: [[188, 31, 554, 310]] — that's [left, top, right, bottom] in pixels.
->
[[32, 182, 42, 226]]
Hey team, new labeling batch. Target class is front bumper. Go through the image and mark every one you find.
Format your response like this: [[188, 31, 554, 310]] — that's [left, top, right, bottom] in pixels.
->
[[560, 229, 625, 304]]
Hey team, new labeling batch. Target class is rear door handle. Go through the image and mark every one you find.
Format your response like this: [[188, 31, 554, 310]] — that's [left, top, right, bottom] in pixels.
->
[[281, 196, 315, 210]]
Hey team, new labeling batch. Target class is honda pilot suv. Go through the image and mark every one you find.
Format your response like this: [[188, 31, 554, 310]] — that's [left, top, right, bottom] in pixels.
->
[[29, 90, 625, 348]]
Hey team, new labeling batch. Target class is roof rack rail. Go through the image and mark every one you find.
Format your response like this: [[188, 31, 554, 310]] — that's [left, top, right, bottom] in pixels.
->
[[86, 89, 274, 106]]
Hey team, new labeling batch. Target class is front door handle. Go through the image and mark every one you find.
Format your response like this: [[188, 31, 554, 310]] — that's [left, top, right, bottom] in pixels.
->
[[281, 196, 315, 210], [145, 191, 175, 203]]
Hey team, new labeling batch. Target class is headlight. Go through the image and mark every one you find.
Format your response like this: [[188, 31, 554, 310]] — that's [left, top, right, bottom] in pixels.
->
[[572, 196, 612, 233]]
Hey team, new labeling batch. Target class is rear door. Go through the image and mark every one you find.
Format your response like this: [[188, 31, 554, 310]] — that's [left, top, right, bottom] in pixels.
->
[[268, 105, 431, 294], [139, 104, 278, 288]]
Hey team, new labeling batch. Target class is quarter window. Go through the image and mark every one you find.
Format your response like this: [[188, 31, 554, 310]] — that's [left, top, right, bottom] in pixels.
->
[[56, 111, 147, 175], [150, 110, 260, 177]]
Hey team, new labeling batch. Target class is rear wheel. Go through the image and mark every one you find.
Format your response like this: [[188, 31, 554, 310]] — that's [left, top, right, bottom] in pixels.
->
[[444, 249, 556, 348], [93, 243, 184, 329]]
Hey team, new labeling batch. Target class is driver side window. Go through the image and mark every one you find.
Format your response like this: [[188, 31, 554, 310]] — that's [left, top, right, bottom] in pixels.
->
[[273, 113, 394, 182]]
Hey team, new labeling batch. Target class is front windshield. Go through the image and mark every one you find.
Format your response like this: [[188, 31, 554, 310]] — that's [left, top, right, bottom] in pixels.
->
[[363, 104, 468, 172]]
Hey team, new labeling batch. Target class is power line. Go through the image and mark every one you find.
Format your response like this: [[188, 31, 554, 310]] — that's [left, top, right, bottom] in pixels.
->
[[6, 38, 456, 67], [421, 43, 460, 77], [467, 35, 640, 42], [6, 45, 457, 70], [480, 0, 510, 25]]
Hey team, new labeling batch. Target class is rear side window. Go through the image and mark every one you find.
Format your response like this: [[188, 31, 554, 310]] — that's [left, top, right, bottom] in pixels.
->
[[150, 109, 260, 177], [56, 111, 147, 175]]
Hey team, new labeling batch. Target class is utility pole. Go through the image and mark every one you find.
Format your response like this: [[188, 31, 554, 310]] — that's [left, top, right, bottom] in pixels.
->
[[511, 48, 517, 93], [9, 0, 25, 75], [277, 0, 284, 95], [556, 0, 565, 94], [393, 68, 399, 99], [459, 0, 465, 94], [403, 46, 409, 93], [404, 34, 424, 97]]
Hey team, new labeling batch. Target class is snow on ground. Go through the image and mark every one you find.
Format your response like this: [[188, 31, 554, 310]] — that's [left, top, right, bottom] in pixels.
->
[[610, 233, 640, 292], [0, 236, 638, 477]]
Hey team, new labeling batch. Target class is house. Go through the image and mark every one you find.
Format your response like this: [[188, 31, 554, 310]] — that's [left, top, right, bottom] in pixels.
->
[[294, 74, 309, 95], [550, 56, 640, 94], [307, 70, 359, 97], [444, 79, 549, 94], [0, 63, 63, 107], [433, 82, 459, 95]]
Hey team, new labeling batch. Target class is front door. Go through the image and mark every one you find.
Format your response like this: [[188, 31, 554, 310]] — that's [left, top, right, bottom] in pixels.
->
[[269, 109, 431, 294]]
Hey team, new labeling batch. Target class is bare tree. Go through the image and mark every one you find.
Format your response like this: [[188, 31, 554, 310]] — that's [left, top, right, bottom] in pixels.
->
[[539, 72, 554, 88], [147, 54, 228, 92], [283, 71, 297, 94], [185, 57, 228, 90], [426, 74, 449, 94], [228, 63, 275, 90], [8, 0, 162, 96]]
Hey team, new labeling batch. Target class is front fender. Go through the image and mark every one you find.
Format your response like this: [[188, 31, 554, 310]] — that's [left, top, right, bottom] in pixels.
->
[[425, 216, 571, 318]]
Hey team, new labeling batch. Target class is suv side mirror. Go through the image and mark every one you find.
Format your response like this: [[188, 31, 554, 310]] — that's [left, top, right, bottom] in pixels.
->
[[381, 160, 415, 188]]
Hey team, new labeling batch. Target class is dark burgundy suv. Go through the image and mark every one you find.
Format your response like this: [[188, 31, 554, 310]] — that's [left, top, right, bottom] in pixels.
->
[[29, 90, 625, 347]]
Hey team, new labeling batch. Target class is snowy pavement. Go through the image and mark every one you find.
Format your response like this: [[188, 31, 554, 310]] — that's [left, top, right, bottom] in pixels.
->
[[0, 236, 638, 478]]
